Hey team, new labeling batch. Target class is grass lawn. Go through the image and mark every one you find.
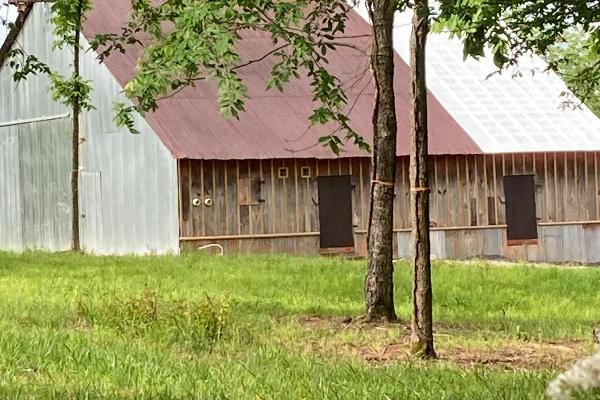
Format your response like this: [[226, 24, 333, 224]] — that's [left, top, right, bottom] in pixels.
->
[[0, 252, 599, 399]]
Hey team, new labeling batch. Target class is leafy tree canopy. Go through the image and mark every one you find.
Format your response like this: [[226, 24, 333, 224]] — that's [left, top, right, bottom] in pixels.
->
[[6, 0, 94, 111], [93, 0, 370, 154], [435, 0, 600, 109], [546, 29, 600, 116]]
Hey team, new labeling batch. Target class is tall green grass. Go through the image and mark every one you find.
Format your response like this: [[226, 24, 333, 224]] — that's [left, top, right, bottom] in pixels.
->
[[0, 251, 598, 399]]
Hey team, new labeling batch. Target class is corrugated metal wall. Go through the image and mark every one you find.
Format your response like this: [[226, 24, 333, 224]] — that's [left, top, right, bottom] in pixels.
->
[[18, 119, 72, 249], [78, 31, 179, 254], [0, 6, 73, 252], [0, 127, 23, 250], [0, 121, 72, 253], [0, 4, 179, 254]]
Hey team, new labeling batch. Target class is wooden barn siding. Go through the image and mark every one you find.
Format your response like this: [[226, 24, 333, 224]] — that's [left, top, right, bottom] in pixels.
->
[[394, 224, 600, 264], [180, 153, 600, 262]]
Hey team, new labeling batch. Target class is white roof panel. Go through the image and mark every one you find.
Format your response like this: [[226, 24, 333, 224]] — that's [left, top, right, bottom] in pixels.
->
[[352, 3, 600, 153]]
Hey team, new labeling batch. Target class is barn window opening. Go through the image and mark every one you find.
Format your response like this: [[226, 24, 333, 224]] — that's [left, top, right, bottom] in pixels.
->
[[301, 166, 311, 179], [278, 167, 289, 179], [503, 174, 538, 245]]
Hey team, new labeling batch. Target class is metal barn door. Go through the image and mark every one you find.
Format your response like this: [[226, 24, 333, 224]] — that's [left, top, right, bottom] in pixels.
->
[[317, 175, 354, 252], [80, 171, 103, 252]]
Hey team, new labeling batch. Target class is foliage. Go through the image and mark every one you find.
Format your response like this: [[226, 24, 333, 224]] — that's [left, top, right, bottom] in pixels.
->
[[434, 0, 600, 107], [5, 0, 94, 111], [75, 289, 231, 350], [92, 0, 370, 155], [5, 49, 50, 81], [50, 0, 91, 49], [546, 29, 600, 116], [113, 102, 140, 134], [50, 72, 95, 111], [1, 252, 600, 398]]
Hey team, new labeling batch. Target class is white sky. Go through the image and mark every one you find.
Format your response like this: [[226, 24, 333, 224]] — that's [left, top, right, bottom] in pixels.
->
[[0, 4, 17, 47]]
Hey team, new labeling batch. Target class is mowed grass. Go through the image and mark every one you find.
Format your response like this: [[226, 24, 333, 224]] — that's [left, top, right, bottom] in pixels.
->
[[0, 252, 599, 399]]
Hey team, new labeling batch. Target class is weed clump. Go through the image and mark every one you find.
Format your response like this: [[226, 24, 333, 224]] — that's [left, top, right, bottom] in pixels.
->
[[74, 290, 231, 350]]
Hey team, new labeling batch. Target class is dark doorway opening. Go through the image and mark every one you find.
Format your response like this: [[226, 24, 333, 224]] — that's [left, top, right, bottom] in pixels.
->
[[503, 174, 538, 245], [317, 175, 354, 253]]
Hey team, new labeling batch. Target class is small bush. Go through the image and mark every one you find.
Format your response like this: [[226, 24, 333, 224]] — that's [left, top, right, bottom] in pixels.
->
[[74, 290, 231, 350]]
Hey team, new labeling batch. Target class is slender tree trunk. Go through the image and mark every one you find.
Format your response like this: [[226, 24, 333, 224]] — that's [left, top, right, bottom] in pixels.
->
[[71, 0, 82, 252], [409, 0, 435, 358], [364, 0, 398, 322]]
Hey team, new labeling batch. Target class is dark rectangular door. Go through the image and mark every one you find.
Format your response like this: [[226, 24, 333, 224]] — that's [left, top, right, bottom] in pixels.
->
[[317, 175, 354, 249], [503, 174, 538, 243]]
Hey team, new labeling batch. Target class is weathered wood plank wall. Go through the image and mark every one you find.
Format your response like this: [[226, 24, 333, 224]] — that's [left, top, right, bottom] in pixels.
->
[[179, 153, 600, 261]]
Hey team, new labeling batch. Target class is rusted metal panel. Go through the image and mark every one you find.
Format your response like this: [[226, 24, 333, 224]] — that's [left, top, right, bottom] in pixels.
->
[[83, 1, 480, 160]]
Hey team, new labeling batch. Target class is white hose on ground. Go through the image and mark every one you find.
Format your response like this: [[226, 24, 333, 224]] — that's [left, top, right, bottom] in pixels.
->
[[197, 243, 224, 256]]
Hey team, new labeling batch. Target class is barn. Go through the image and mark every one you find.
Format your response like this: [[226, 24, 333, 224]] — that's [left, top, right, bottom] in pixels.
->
[[1, 1, 600, 263]]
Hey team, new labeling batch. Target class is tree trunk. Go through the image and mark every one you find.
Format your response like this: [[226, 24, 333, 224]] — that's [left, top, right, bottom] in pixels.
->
[[409, 0, 436, 358], [71, 0, 82, 252], [364, 0, 398, 322]]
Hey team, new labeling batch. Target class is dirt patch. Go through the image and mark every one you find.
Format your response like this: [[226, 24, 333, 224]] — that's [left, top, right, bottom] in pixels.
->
[[444, 341, 584, 370], [294, 315, 587, 370], [298, 314, 481, 333]]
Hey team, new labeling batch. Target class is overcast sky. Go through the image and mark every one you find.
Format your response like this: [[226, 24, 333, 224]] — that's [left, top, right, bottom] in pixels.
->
[[0, 4, 17, 47]]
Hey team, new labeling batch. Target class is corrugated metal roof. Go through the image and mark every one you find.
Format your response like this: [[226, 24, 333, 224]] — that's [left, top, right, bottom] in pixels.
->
[[83, 0, 480, 159], [388, 10, 600, 154]]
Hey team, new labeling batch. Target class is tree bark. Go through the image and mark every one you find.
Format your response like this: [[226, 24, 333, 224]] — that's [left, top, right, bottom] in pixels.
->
[[364, 0, 398, 322], [409, 0, 436, 358], [71, 0, 82, 252]]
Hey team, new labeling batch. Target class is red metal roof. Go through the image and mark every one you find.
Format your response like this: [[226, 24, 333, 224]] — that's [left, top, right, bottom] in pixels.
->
[[83, 0, 482, 159]]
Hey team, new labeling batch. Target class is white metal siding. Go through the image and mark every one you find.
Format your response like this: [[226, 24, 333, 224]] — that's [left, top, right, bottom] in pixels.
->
[[391, 12, 600, 154], [0, 129, 22, 250], [78, 32, 179, 254], [352, 3, 600, 154], [80, 171, 103, 252], [0, 4, 179, 254], [18, 119, 72, 250], [0, 6, 72, 252]]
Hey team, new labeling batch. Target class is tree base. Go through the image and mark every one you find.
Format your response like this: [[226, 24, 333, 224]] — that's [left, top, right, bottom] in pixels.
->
[[410, 338, 437, 359], [364, 305, 398, 324], [362, 314, 399, 324]]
